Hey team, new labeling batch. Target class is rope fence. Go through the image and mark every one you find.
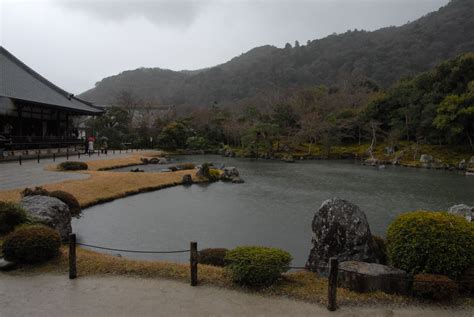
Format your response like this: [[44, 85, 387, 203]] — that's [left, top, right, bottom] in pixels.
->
[[76, 242, 190, 254], [68, 234, 473, 312]]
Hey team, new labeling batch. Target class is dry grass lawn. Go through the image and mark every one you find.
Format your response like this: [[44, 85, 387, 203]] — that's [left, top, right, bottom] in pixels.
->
[[0, 152, 204, 208]]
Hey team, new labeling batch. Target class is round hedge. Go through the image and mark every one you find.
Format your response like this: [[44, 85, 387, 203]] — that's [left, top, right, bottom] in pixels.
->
[[225, 246, 292, 287], [0, 202, 28, 234], [2, 225, 61, 264], [58, 161, 88, 171], [386, 211, 474, 278], [49, 190, 81, 218], [198, 248, 228, 267]]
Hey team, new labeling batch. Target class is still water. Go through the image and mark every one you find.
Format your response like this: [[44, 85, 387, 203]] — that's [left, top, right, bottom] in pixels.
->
[[73, 155, 474, 265]]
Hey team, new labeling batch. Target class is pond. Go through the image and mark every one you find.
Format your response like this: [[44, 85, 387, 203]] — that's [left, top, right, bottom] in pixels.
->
[[73, 155, 474, 266]]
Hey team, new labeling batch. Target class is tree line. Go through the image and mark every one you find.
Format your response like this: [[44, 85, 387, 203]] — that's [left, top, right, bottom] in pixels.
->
[[86, 53, 474, 154]]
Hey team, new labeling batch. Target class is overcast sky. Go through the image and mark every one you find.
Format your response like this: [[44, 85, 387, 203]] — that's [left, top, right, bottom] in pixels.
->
[[1, 0, 449, 94]]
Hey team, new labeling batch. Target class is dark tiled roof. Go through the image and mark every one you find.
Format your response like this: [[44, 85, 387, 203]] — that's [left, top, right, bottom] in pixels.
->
[[0, 46, 104, 115]]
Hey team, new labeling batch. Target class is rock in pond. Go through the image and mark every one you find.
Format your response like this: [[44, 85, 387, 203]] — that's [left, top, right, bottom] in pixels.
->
[[419, 154, 433, 168], [158, 157, 169, 164], [0, 258, 16, 271], [306, 198, 381, 273], [182, 174, 193, 185], [149, 157, 159, 164], [448, 204, 473, 222], [231, 176, 245, 184], [221, 167, 244, 183], [281, 154, 295, 163], [338, 261, 411, 295], [20, 195, 71, 241]]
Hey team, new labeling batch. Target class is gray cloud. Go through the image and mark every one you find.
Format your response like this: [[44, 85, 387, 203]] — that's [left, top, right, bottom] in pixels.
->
[[2, 0, 450, 93], [56, 0, 204, 28]]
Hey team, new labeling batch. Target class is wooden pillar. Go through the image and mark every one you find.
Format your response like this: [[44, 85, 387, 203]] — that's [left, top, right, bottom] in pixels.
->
[[327, 257, 338, 311], [17, 105, 23, 137], [56, 111, 60, 136], [190, 241, 198, 286], [69, 233, 77, 279], [66, 113, 69, 136]]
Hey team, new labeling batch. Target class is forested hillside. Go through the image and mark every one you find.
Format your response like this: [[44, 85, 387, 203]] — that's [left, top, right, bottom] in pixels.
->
[[80, 0, 474, 107], [87, 53, 474, 159]]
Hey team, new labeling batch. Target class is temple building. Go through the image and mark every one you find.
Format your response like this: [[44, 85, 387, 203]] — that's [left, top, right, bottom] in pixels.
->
[[0, 46, 103, 157]]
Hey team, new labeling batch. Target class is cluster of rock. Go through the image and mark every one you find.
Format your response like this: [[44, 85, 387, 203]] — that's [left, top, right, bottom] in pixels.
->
[[20, 195, 72, 241], [130, 168, 144, 173], [306, 198, 408, 295], [365, 152, 474, 174], [220, 167, 244, 183], [140, 157, 169, 165], [195, 164, 245, 184]]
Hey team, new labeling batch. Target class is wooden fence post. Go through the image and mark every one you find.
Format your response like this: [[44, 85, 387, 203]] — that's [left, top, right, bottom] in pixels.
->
[[19, 155, 22, 165], [66, 150, 69, 160], [190, 241, 198, 286], [327, 257, 338, 311], [37, 153, 40, 164], [69, 233, 77, 279]]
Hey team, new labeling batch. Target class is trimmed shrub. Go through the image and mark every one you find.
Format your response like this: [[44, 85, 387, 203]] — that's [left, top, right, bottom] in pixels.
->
[[386, 211, 474, 278], [58, 161, 88, 171], [413, 274, 459, 301], [2, 225, 61, 264], [21, 186, 49, 197], [198, 248, 228, 267], [372, 235, 387, 265], [0, 202, 28, 234], [225, 246, 292, 287], [49, 191, 81, 218]]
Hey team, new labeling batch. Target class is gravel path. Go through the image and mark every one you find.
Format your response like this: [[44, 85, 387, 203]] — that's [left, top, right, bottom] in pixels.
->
[[0, 273, 471, 316], [0, 152, 130, 190]]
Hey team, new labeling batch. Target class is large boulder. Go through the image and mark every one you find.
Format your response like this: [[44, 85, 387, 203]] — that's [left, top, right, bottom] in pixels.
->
[[306, 198, 381, 273], [20, 195, 71, 241], [448, 204, 473, 222], [338, 261, 410, 295]]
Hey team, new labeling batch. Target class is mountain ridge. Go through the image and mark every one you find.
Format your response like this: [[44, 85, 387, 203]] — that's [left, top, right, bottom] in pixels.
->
[[79, 0, 474, 107]]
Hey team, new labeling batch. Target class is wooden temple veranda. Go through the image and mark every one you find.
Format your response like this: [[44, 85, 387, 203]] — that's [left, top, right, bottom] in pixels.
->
[[0, 46, 103, 158]]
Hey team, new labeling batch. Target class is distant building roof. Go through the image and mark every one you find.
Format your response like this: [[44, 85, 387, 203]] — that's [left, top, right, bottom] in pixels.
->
[[0, 46, 104, 115]]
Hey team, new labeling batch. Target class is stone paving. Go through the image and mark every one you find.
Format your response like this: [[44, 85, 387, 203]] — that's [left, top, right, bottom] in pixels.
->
[[0, 152, 131, 191]]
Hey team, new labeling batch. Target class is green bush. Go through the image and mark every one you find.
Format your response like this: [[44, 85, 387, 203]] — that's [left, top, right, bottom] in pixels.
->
[[2, 225, 61, 264], [198, 248, 228, 267], [58, 161, 88, 171], [209, 169, 221, 181], [21, 186, 50, 197], [386, 211, 474, 278], [413, 274, 459, 301], [49, 191, 82, 218], [372, 235, 387, 265], [225, 246, 292, 287], [0, 202, 28, 234]]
